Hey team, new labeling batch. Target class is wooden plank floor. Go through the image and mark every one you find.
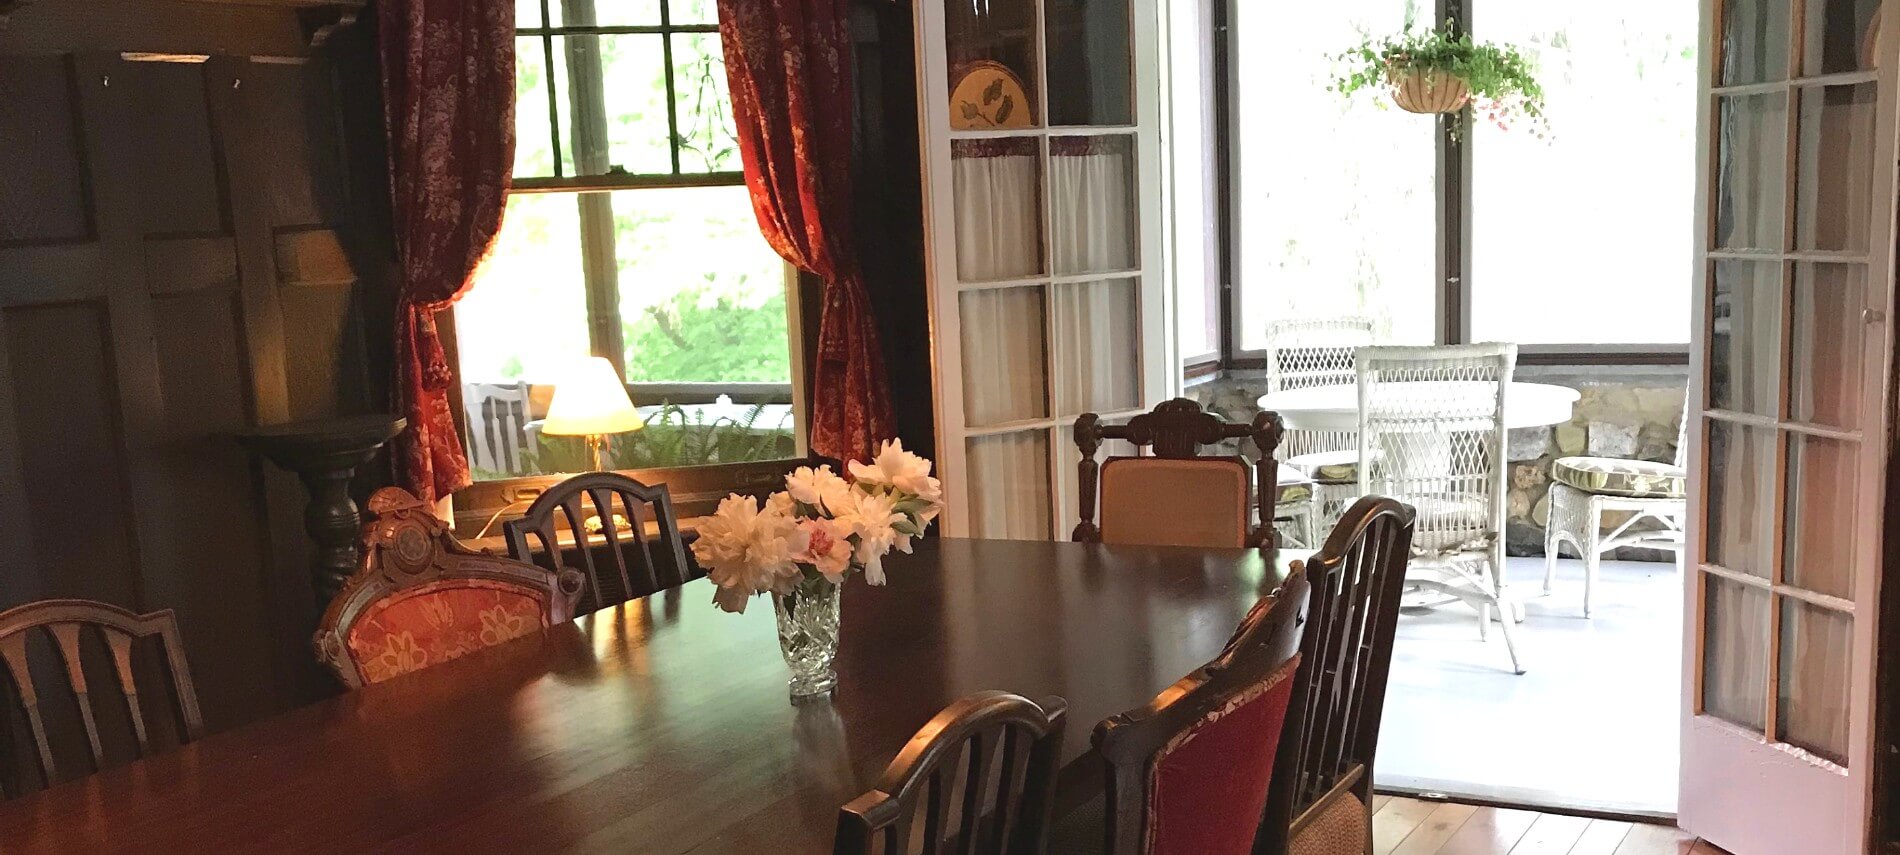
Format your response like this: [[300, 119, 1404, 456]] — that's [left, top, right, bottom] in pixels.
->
[[1372, 796, 1730, 855]]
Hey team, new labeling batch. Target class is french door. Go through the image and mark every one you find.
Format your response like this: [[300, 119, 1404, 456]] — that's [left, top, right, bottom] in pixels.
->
[[1682, 0, 1894, 851], [914, 0, 1169, 539]]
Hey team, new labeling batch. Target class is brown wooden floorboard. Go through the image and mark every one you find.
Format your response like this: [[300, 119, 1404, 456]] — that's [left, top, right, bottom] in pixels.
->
[[1370, 797, 1726, 855]]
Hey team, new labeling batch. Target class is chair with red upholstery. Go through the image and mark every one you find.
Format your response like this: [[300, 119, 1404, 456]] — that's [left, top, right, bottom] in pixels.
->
[[1050, 566, 1311, 854], [1073, 398, 1308, 550], [314, 487, 584, 688]]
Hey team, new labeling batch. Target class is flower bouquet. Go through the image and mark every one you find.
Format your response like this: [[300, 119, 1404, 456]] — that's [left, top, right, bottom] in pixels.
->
[[690, 439, 944, 696]]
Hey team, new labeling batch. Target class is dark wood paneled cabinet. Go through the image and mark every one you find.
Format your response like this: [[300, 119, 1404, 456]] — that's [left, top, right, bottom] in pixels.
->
[[0, 4, 394, 750]]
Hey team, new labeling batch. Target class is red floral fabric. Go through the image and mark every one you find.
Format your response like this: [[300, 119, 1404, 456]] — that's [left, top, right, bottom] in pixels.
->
[[1148, 657, 1301, 855], [345, 580, 546, 684], [380, 0, 516, 502], [716, 0, 895, 464]]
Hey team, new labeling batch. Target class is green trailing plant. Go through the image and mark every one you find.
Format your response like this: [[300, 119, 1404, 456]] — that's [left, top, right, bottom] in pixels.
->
[[1332, 27, 1549, 137]]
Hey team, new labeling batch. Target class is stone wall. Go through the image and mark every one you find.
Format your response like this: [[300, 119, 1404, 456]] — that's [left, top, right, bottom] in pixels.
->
[[1185, 365, 1688, 560]]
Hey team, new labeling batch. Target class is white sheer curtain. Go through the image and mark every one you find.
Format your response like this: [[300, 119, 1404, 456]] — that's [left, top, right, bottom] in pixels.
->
[[958, 287, 1046, 426], [1053, 280, 1137, 415], [1049, 137, 1134, 274], [967, 431, 1052, 539], [953, 139, 1040, 281]]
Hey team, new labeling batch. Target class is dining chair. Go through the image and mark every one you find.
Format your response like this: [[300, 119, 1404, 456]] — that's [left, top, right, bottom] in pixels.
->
[[503, 471, 694, 612], [1049, 566, 1310, 855], [1356, 343, 1525, 674], [462, 381, 533, 476], [1270, 497, 1415, 855], [835, 691, 1068, 855], [317, 487, 584, 688], [1073, 398, 1310, 550], [1543, 403, 1689, 616], [1263, 317, 1378, 536], [0, 599, 204, 796]]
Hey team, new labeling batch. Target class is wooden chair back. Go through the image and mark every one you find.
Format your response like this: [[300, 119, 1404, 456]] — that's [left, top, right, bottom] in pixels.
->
[[316, 487, 584, 688], [1090, 567, 1311, 855], [1073, 398, 1287, 549], [836, 691, 1068, 855], [502, 471, 694, 612], [1266, 497, 1416, 852], [0, 599, 203, 796], [463, 381, 532, 475]]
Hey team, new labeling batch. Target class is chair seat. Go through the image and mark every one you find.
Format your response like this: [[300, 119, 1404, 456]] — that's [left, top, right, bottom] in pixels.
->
[[1291, 792, 1370, 855], [1551, 456, 1686, 499], [1275, 463, 1316, 510], [1286, 449, 1359, 485]]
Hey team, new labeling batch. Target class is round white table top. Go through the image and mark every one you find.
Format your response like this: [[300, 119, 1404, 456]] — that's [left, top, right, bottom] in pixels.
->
[[1256, 381, 1581, 432]]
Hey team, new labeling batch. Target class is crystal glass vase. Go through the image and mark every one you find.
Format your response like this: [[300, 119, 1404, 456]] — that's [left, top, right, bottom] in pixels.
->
[[773, 574, 841, 698]]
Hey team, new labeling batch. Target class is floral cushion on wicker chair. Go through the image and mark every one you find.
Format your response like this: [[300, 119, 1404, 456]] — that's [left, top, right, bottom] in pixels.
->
[[1286, 449, 1360, 485], [345, 579, 547, 684], [1550, 456, 1686, 499]]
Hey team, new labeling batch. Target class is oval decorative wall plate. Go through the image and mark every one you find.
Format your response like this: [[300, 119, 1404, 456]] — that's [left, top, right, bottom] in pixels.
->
[[950, 60, 1034, 130]]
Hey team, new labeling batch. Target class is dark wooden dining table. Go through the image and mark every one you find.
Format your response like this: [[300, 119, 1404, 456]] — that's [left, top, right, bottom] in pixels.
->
[[3, 538, 1287, 854]]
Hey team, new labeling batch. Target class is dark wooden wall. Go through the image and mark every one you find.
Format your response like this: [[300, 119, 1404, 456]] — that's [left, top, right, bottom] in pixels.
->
[[0, 0, 394, 743]]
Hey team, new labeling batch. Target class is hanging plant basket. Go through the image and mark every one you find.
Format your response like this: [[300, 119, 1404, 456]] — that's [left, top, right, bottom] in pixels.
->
[[1386, 67, 1470, 114]]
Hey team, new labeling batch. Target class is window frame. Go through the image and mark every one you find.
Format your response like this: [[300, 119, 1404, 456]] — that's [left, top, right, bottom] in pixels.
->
[[1197, 0, 1693, 371], [446, 0, 810, 536]]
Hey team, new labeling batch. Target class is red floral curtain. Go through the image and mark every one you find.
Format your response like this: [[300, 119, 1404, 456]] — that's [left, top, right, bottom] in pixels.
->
[[716, 0, 896, 464], [379, 0, 516, 502]]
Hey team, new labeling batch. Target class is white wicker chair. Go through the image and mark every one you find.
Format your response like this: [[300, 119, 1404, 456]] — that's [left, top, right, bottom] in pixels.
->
[[1542, 405, 1689, 617], [1357, 343, 1524, 674], [1263, 317, 1377, 537]]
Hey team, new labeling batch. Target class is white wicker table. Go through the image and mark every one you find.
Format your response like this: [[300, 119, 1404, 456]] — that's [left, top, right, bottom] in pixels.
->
[[1257, 381, 1581, 432]]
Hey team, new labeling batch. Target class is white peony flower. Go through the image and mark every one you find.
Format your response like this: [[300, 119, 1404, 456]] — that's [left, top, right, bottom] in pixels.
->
[[765, 489, 797, 518], [838, 489, 906, 586], [691, 494, 809, 613], [784, 465, 854, 516], [794, 517, 858, 583], [848, 439, 941, 501]]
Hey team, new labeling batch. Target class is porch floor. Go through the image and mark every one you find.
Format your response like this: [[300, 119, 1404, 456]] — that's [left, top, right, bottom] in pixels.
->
[[1374, 556, 1682, 817]]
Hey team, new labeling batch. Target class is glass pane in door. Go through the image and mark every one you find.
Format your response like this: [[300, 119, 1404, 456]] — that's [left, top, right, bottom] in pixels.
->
[[1052, 278, 1140, 415], [1050, 135, 1137, 275], [1782, 434, 1857, 599], [1714, 93, 1788, 251], [967, 430, 1053, 539], [959, 286, 1049, 425], [1778, 599, 1854, 764], [1802, 0, 1882, 74], [1703, 575, 1772, 729], [946, 0, 1041, 129], [1709, 260, 1782, 415], [1704, 421, 1778, 577], [1720, 0, 1792, 85], [1044, 0, 1133, 125], [953, 138, 1045, 281], [1789, 264, 1865, 428], [1795, 84, 1877, 253]]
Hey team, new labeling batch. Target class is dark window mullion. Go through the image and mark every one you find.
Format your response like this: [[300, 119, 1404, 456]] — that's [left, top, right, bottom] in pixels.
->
[[659, 0, 683, 175], [541, 0, 564, 180]]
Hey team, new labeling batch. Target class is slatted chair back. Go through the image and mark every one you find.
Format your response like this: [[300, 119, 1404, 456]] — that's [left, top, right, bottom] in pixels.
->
[[0, 599, 203, 796], [836, 691, 1068, 855], [1088, 567, 1311, 855], [1073, 398, 1287, 549], [1266, 497, 1416, 854], [316, 488, 584, 688], [502, 471, 694, 612], [463, 382, 532, 475]]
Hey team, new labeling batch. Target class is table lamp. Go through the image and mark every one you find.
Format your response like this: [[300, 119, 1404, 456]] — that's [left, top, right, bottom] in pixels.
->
[[542, 356, 642, 472]]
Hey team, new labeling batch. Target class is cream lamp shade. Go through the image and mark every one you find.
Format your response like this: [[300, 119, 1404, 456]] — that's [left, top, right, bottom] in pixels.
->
[[542, 357, 642, 437]]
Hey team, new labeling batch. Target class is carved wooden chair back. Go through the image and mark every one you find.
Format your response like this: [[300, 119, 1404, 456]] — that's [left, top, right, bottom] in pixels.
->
[[502, 471, 694, 612], [836, 691, 1068, 855], [1072, 398, 1287, 549], [316, 487, 584, 688], [462, 381, 532, 474], [1266, 497, 1416, 854], [0, 599, 203, 796], [1089, 567, 1311, 855]]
